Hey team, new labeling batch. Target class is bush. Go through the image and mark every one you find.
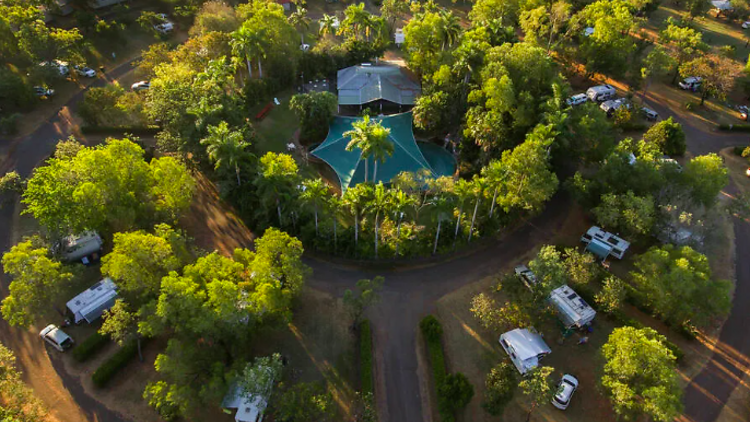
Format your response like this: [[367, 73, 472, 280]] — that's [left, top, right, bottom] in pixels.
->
[[718, 124, 750, 132], [72, 332, 110, 362], [360, 319, 374, 395], [482, 362, 516, 416], [438, 373, 474, 422], [420, 315, 446, 389], [92, 339, 139, 387], [643, 117, 686, 156], [733, 145, 749, 155]]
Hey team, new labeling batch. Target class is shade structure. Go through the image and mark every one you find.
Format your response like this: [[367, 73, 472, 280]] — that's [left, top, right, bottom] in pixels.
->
[[337, 64, 420, 106], [311, 112, 453, 191]]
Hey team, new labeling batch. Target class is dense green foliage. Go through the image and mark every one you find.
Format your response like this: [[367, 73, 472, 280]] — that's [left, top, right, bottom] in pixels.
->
[[359, 319, 374, 395], [420, 315, 447, 388], [72, 332, 110, 363], [482, 362, 517, 416], [602, 327, 682, 422], [0, 342, 48, 421], [92, 339, 140, 388], [438, 372, 474, 422], [274, 382, 336, 422], [643, 117, 686, 156]]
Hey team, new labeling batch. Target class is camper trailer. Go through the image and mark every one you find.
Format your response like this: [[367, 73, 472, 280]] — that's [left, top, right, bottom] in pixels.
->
[[60, 231, 103, 263], [499, 328, 551, 375], [222, 373, 273, 422], [549, 285, 597, 329], [66, 278, 118, 324], [586, 85, 616, 102], [580, 226, 630, 260]]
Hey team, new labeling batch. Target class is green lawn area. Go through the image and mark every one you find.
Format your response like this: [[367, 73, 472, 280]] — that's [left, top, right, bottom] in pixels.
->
[[252, 89, 300, 154]]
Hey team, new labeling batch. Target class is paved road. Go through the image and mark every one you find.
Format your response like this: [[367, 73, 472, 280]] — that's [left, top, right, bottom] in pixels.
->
[[0, 59, 140, 422]]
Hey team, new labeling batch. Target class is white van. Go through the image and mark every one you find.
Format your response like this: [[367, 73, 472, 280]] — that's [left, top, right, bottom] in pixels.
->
[[586, 85, 616, 102]]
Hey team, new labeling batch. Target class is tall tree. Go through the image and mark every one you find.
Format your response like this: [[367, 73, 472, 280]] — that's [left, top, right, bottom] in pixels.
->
[[101, 299, 146, 361], [339, 3, 373, 41], [452, 178, 473, 245], [319, 14, 338, 37], [519, 366, 554, 422], [642, 117, 686, 156], [342, 183, 372, 251], [680, 54, 740, 106], [660, 21, 707, 83], [201, 121, 252, 185], [300, 178, 330, 238], [468, 176, 488, 242], [641, 46, 675, 99], [528, 245, 567, 297], [631, 245, 731, 327], [344, 115, 393, 182], [256, 152, 300, 227], [289, 91, 338, 143], [391, 189, 416, 256], [288, 8, 311, 45], [343, 276, 384, 326], [602, 327, 682, 422], [683, 153, 728, 207], [592, 191, 656, 237], [1, 239, 73, 327]]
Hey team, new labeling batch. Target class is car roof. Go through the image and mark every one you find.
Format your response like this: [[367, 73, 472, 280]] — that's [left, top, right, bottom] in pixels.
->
[[41, 325, 71, 343]]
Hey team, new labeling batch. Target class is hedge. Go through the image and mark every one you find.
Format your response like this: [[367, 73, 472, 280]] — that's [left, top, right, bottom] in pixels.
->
[[80, 125, 160, 136], [717, 124, 750, 132], [92, 339, 139, 388], [72, 332, 110, 362], [360, 319, 374, 396], [420, 316, 446, 389]]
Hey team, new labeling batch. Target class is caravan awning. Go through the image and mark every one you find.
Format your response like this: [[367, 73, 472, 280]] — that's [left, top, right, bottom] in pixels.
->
[[586, 238, 612, 259]]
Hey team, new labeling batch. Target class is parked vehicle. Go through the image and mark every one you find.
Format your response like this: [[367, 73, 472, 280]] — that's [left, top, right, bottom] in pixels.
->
[[154, 15, 174, 34], [581, 226, 630, 260], [549, 285, 596, 328], [641, 107, 659, 121], [566, 93, 588, 106], [499, 328, 551, 375], [73, 65, 96, 78], [514, 265, 537, 290], [600, 98, 630, 116], [33, 86, 55, 97], [300, 43, 310, 51], [742, 21, 750, 28], [678, 76, 701, 91], [131, 80, 151, 91], [58, 231, 103, 263], [66, 278, 118, 324], [737, 105, 749, 121], [552, 374, 579, 410], [39, 324, 74, 352], [39, 60, 69, 76], [586, 84, 616, 102]]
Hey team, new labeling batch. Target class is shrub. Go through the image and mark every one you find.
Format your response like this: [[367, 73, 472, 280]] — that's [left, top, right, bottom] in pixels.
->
[[360, 319, 374, 395], [438, 373, 474, 422], [732, 145, 749, 155], [72, 332, 110, 362], [718, 124, 750, 132], [420, 315, 446, 389], [482, 362, 517, 416], [92, 339, 139, 387], [643, 117, 686, 156]]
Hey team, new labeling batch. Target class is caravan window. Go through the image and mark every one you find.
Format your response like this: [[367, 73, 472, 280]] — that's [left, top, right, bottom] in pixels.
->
[[613, 248, 623, 255]]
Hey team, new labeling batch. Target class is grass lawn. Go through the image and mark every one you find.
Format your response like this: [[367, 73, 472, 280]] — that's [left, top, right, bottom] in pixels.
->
[[252, 89, 300, 155]]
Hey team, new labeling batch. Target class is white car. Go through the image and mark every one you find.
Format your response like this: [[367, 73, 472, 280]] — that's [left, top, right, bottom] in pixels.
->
[[154, 21, 174, 34], [552, 374, 579, 410], [39, 324, 74, 352], [300, 43, 310, 52], [678, 76, 701, 91], [131, 80, 151, 91], [641, 107, 659, 121], [33, 86, 55, 97], [514, 265, 537, 290], [566, 93, 588, 106], [743, 21, 750, 29], [73, 65, 96, 78]]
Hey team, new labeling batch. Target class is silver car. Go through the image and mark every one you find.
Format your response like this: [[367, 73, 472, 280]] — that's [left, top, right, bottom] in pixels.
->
[[552, 374, 579, 410], [40, 324, 74, 352]]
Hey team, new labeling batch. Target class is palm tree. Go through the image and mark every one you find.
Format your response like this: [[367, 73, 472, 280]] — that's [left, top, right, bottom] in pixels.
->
[[230, 26, 255, 78], [481, 159, 505, 219], [392, 189, 416, 256], [432, 193, 453, 255], [327, 194, 342, 252], [366, 182, 392, 258], [468, 176, 488, 242], [344, 115, 392, 183], [342, 183, 371, 252], [440, 11, 461, 51], [319, 14, 337, 37], [300, 178, 329, 238], [201, 121, 251, 185], [340, 3, 372, 41], [452, 178, 473, 246], [289, 8, 311, 45], [256, 152, 300, 227]]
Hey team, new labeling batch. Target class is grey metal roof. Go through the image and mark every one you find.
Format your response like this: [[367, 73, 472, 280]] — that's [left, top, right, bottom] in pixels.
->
[[501, 328, 551, 361], [337, 64, 421, 106]]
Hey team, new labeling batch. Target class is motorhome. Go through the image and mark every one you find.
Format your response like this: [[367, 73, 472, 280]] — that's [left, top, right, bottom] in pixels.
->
[[586, 85, 616, 102], [60, 231, 103, 263], [66, 278, 118, 324], [549, 285, 597, 329], [499, 328, 551, 375], [580, 226, 630, 260]]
